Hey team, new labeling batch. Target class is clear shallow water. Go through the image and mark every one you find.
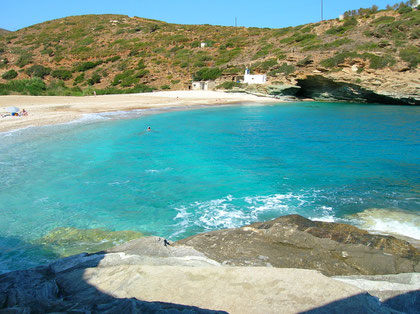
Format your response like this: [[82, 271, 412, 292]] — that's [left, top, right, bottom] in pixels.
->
[[0, 102, 419, 272]]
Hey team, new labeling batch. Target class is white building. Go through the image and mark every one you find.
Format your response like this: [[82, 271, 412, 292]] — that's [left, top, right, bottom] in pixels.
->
[[191, 81, 215, 90], [243, 68, 267, 85], [200, 42, 207, 48]]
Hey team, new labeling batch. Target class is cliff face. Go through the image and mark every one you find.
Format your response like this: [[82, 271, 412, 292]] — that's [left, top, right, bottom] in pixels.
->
[[0, 8, 418, 103], [294, 75, 419, 105]]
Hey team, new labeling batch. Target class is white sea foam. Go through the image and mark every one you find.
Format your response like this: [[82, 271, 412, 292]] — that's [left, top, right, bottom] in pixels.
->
[[348, 208, 420, 240], [145, 168, 172, 174], [108, 180, 130, 186], [173, 193, 313, 235]]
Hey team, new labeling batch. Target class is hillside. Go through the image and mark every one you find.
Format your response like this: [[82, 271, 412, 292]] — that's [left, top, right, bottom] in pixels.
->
[[0, 4, 419, 104], [0, 28, 10, 35]]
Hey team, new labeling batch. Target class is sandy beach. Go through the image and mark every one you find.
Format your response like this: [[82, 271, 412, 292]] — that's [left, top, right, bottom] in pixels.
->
[[0, 91, 279, 133]]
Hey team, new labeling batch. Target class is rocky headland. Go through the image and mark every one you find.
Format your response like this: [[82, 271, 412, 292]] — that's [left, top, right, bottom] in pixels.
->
[[1, 215, 419, 313]]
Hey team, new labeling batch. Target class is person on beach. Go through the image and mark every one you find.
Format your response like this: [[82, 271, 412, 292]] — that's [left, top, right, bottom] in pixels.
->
[[21, 109, 28, 116]]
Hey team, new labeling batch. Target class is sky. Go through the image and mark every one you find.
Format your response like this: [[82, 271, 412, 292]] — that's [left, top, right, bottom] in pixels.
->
[[0, 0, 406, 31]]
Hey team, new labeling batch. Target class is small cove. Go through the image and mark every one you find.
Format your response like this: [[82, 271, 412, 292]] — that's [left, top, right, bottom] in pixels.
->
[[0, 101, 419, 273]]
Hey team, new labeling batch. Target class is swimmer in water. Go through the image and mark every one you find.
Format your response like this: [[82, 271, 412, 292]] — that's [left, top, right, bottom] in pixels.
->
[[147, 126, 151, 132]]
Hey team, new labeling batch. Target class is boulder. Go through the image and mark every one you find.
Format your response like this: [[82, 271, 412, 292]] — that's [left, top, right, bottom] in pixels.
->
[[175, 214, 420, 276]]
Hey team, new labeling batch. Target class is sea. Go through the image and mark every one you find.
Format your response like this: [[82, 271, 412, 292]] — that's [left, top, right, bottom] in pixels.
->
[[0, 102, 419, 273]]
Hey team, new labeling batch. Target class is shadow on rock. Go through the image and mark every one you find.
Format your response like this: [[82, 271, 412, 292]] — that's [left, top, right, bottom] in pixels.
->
[[300, 290, 420, 314], [0, 237, 226, 313]]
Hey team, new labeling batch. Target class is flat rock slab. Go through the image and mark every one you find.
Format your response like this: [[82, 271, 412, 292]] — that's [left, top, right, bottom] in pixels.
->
[[66, 265, 388, 314], [175, 214, 420, 276]]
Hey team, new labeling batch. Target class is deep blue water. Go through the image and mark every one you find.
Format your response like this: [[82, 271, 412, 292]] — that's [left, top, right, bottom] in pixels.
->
[[0, 102, 419, 272]]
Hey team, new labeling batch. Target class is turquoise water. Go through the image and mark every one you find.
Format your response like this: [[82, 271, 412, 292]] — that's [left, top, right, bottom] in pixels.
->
[[0, 102, 419, 272]]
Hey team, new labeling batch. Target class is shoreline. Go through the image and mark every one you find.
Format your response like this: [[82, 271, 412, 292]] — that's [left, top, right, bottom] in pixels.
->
[[0, 90, 281, 133]]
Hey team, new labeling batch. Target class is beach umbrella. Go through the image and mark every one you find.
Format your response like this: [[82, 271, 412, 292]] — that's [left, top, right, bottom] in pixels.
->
[[6, 106, 19, 113]]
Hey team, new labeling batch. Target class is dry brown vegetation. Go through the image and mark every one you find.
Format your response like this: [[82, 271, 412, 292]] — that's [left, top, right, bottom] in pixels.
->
[[0, 6, 418, 95]]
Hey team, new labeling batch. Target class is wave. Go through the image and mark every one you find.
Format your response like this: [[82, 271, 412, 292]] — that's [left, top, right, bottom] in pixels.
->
[[347, 208, 420, 241], [171, 193, 420, 243], [171, 192, 338, 238]]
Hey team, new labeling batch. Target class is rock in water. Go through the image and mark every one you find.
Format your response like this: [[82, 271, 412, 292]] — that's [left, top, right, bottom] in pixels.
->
[[175, 214, 420, 276]]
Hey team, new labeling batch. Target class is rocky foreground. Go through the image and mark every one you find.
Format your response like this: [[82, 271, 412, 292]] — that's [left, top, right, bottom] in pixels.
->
[[1, 215, 419, 313]]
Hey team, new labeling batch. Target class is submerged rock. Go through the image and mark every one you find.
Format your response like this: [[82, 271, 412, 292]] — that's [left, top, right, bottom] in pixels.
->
[[175, 214, 420, 276], [34, 227, 144, 257]]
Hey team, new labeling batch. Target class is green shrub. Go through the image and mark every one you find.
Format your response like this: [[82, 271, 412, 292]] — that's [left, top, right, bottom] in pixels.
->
[[324, 38, 353, 49], [94, 84, 154, 95], [2, 69, 18, 80], [136, 69, 149, 78], [87, 73, 101, 85], [160, 84, 170, 90], [190, 41, 200, 48], [398, 6, 413, 14], [320, 51, 356, 68], [194, 61, 206, 67], [215, 48, 241, 65], [367, 54, 395, 69], [371, 16, 395, 25], [400, 46, 420, 68], [193, 67, 222, 81], [0, 78, 46, 95], [16, 52, 33, 68], [51, 69, 73, 80], [105, 56, 121, 63], [74, 73, 85, 85], [268, 63, 295, 76], [326, 26, 347, 35], [25, 65, 51, 78], [112, 70, 134, 86], [320, 51, 395, 69], [343, 17, 358, 28], [73, 60, 103, 72], [296, 56, 313, 67], [251, 59, 277, 71], [216, 81, 244, 89], [137, 59, 147, 70]]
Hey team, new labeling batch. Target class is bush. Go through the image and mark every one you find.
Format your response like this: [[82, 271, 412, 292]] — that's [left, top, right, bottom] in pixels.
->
[[216, 81, 244, 90], [320, 51, 357, 68], [25, 65, 51, 78], [74, 73, 85, 85], [367, 54, 395, 69], [268, 63, 295, 76], [320, 51, 395, 69], [73, 60, 103, 72], [251, 59, 277, 72], [87, 73, 101, 85], [400, 46, 420, 68], [51, 69, 73, 80], [398, 6, 413, 14], [2, 69, 18, 80], [160, 85, 170, 90], [193, 67, 222, 81], [94, 84, 154, 95], [105, 56, 121, 63], [371, 16, 395, 25], [0, 78, 46, 95], [16, 52, 33, 68]]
